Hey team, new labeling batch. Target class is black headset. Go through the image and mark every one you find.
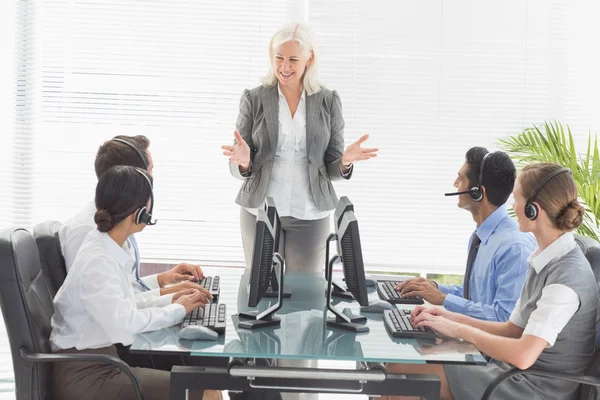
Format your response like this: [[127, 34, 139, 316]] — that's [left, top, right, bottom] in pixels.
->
[[524, 167, 571, 221], [445, 152, 490, 202], [133, 167, 157, 226], [109, 138, 156, 225], [111, 138, 148, 169]]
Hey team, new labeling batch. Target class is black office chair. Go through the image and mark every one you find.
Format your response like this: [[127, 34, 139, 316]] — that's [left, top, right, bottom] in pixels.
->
[[482, 233, 600, 400], [32, 221, 66, 297], [0, 227, 144, 400]]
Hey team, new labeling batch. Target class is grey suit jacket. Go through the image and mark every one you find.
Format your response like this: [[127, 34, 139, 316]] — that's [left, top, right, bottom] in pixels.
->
[[229, 85, 352, 211]]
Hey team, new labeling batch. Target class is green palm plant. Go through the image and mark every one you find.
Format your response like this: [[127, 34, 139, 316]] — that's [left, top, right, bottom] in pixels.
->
[[499, 121, 600, 241]]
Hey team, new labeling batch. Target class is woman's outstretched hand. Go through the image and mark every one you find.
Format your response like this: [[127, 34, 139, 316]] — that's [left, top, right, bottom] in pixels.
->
[[341, 134, 379, 166], [221, 131, 251, 170]]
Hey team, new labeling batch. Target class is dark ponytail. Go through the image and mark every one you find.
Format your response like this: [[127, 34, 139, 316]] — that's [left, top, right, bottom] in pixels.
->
[[94, 165, 153, 232]]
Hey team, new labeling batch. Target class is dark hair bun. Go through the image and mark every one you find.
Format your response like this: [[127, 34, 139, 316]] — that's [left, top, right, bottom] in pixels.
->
[[94, 209, 115, 232], [555, 200, 585, 231]]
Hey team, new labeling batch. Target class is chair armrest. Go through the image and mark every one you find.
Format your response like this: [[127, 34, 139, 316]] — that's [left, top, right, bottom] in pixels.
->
[[481, 367, 600, 400], [20, 348, 144, 400]]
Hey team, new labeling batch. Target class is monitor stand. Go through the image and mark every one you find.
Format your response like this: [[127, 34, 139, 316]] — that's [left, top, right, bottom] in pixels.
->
[[325, 251, 369, 333], [264, 267, 292, 298], [237, 253, 284, 330], [325, 233, 356, 302], [331, 279, 355, 301]]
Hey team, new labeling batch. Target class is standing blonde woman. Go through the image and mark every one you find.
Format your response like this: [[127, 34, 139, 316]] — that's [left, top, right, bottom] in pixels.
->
[[221, 22, 378, 273]]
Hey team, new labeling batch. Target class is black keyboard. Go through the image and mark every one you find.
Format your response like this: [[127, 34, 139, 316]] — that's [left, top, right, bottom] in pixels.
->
[[377, 280, 424, 305], [198, 276, 220, 300], [182, 303, 227, 334], [383, 308, 435, 342]]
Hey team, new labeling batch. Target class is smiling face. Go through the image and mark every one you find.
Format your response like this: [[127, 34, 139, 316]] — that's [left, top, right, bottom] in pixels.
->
[[453, 162, 474, 210], [272, 40, 312, 89]]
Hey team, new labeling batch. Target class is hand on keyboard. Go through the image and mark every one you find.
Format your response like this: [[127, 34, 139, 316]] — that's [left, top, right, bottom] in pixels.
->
[[157, 263, 204, 286], [160, 281, 213, 299], [377, 281, 424, 305], [394, 277, 446, 306], [175, 291, 210, 314], [173, 288, 211, 306], [383, 309, 436, 341], [411, 305, 455, 321], [411, 308, 464, 340]]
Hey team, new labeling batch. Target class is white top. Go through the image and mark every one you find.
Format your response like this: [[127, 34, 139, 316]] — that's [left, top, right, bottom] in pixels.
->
[[50, 230, 186, 351], [245, 86, 329, 220], [59, 201, 161, 294], [509, 232, 580, 347]]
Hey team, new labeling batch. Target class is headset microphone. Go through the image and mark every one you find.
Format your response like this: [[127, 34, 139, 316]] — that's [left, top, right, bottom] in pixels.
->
[[445, 190, 475, 197], [444, 152, 491, 202]]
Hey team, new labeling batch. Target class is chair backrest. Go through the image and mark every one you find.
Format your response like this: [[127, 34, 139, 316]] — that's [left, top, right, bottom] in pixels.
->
[[575, 233, 600, 284], [32, 221, 66, 298], [575, 234, 600, 400], [0, 228, 55, 400]]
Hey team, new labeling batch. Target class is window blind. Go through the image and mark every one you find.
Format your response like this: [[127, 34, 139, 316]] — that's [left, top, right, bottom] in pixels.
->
[[16, 0, 600, 275], [0, 0, 17, 230], [31, 0, 296, 266], [308, 0, 598, 273]]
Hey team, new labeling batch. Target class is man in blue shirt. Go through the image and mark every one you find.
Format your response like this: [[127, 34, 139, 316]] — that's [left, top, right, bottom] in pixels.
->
[[397, 147, 537, 321]]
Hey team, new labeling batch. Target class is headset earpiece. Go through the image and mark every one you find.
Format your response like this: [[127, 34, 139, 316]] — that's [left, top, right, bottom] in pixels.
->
[[524, 202, 539, 221], [135, 206, 152, 225], [523, 167, 571, 222], [470, 152, 490, 203], [133, 168, 157, 226], [470, 186, 483, 202]]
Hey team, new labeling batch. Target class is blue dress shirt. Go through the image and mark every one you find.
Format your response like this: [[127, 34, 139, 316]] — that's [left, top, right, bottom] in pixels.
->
[[128, 234, 150, 291], [437, 205, 537, 321]]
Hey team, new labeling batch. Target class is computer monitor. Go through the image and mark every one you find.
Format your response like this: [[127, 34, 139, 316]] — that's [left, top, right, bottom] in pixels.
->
[[336, 211, 369, 305], [325, 210, 370, 333], [326, 196, 357, 300], [263, 197, 291, 298], [237, 209, 284, 330], [334, 196, 354, 228]]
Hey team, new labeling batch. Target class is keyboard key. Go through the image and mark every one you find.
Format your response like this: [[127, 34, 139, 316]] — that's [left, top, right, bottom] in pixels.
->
[[377, 280, 424, 305], [182, 303, 227, 334], [383, 309, 435, 342], [196, 276, 221, 301]]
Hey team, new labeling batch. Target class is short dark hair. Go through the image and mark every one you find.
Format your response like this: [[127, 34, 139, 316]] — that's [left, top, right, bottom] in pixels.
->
[[94, 165, 153, 232], [465, 147, 516, 207], [94, 135, 150, 179]]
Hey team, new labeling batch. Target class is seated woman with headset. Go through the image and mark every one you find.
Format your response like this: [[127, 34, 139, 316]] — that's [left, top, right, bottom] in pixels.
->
[[383, 163, 600, 400], [50, 165, 222, 400]]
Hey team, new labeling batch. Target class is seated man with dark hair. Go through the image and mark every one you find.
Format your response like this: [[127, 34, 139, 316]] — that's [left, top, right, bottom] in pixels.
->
[[396, 147, 537, 321], [59, 134, 212, 303]]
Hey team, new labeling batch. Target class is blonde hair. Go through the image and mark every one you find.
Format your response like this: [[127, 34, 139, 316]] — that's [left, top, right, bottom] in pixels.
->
[[520, 163, 585, 231], [261, 22, 324, 95]]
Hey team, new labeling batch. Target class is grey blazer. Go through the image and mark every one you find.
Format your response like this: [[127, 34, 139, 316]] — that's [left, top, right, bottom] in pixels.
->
[[229, 85, 352, 211]]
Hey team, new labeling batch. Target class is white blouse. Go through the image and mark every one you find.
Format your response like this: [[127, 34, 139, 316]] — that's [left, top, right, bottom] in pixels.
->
[[245, 86, 329, 220], [59, 201, 161, 294], [50, 230, 186, 351], [509, 232, 580, 347]]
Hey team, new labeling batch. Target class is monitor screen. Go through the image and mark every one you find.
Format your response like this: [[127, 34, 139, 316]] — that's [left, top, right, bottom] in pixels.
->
[[248, 209, 277, 307], [336, 210, 369, 306]]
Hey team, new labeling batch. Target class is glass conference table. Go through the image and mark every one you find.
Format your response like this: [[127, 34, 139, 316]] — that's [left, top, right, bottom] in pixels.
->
[[131, 266, 487, 399]]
